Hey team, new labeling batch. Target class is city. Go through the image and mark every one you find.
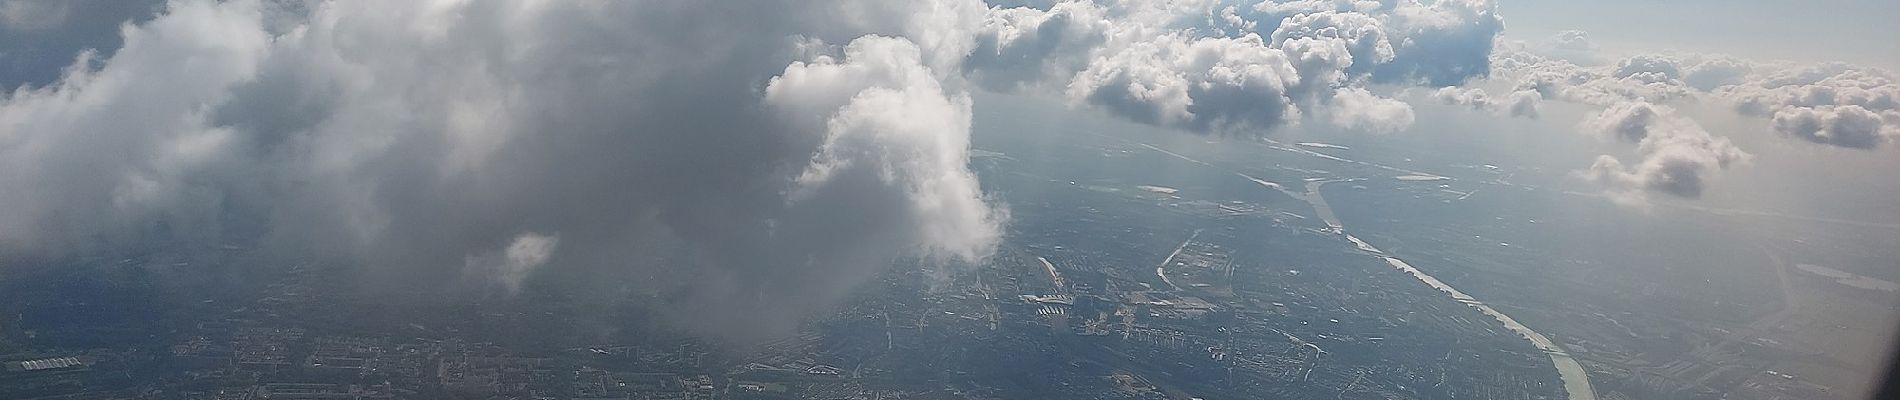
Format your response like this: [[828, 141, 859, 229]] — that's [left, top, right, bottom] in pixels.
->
[[1, 1, 1897, 399], [9, 106, 1888, 399]]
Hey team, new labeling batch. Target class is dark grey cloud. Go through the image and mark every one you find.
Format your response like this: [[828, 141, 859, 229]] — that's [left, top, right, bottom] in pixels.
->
[[1364, 0, 1504, 86], [0, 0, 165, 90], [0, 0, 1516, 338], [0, 0, 1002, 339], [963, 1, 1107, 90]]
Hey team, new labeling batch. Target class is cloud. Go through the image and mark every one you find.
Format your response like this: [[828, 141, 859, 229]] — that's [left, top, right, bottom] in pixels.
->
[[963, 1, 1108, 90], [1548, 30, 1594, 53], [1720, 64, 1900, 150], [464, 232, 559, 293], [1327, 87, 1414, 132], [961, 0, 1512, 135], [1430, 85, 1539, 118], [1252, 0, 1506, 84], [0, 0, 165, 90], [0, 0, 1005, 339], [1680, 56, 1749, 91], [1725, 63, 1898, 114], [0, 0, 1517, 338], [1611, 54, 1682, 82], [1493, 40, 1900, 151], [1268, 10, 1393, 78], [0, 0, 271, 254], [738, 34, 1006, 333], [1066, 33, 1303, 133], [1582, 100, 1665, 143], [1364, 0, 1504, 85], [1503, 89, 1541, 118], [1493, 49, 1696, 107], [1771, 105, 1894, 149], [0, 0, 70, 31], [1578, 102, 1749, 201]]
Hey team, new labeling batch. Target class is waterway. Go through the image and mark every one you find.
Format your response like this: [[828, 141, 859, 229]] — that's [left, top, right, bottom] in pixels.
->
[[1143, 141, 1597, 400], [1296, 180, 1598, 400]]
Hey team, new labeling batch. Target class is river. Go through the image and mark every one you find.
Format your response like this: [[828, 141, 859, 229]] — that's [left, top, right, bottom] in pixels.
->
[[1146, 142, 1597, 400], [1291, 179, 1598, 400]]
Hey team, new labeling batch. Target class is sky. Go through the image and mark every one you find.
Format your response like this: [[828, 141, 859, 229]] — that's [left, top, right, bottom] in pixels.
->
[[0, 0, 1895, 338], [1501, 0, 1900, 70]]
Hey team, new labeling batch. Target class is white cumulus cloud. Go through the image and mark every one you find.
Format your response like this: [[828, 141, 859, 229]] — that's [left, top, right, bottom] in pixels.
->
[[0, 0, 1005, 339], [1578, 101, 1750, 202]]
